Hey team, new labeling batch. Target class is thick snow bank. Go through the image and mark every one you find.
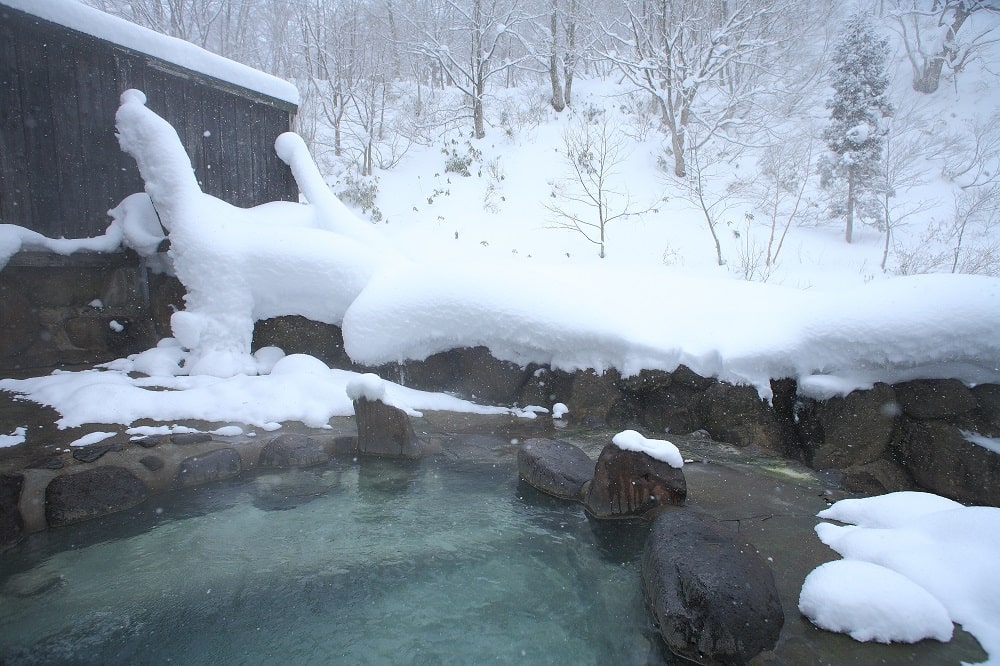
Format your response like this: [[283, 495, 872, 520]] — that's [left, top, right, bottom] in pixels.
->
[[1, 0, 298, 105], [0, 351, 509, 430], [342, 260, 1000, 398], [800, 492, 1000, 664], [115, 90, 388, 377]]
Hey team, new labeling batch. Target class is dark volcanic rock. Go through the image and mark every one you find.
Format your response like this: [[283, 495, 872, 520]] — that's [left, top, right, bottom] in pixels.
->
[[458, 346, 530, 404], [696, 382, 783, 450], [171, 432, 213, 446], [354, 398, 422, 458], [139, 455, 164, 471], [897, 420, 1000, 506], [1, 473, 25, 550], [175, 448, 241, 487], [517, 438, 594, 500], [567, 369, 624, 425], [45, 466, 149, 527], [797, 383, 900, 469], [642, 508, 784, 665], [894, 379, 977, 420], [258, 433, 330, 468], [842, 459, 913, 495], [583, 443, 686, 518], [71, 442, 123, 463]]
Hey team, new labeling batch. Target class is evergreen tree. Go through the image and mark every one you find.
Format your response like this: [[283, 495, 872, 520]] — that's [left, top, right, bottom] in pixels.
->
[[820, 12, 893, 243]]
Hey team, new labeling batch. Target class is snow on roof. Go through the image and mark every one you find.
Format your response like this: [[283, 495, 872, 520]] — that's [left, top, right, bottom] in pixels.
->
[[0, 0, 299, 106]]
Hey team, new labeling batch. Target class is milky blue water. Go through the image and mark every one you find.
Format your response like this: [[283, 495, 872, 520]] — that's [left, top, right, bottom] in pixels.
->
[[0, 458, 666, 664]]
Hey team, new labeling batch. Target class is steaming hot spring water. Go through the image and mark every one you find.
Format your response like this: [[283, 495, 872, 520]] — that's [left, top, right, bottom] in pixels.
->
[[1, 429, 992, 665], [0, 453, 660, 663]]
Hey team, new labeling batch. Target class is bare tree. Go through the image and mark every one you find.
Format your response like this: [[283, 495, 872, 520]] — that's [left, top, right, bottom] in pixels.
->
[[602, 0, 787, 178], [546, 116, 657, 258], [888, 0, 1000, 94], [410, 0, 533, 138], [751, 131, 816, 271]]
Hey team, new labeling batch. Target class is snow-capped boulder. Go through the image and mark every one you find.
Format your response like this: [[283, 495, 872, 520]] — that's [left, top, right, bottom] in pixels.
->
[[583, 433, 686, 518], [350, 377, 421, 459]]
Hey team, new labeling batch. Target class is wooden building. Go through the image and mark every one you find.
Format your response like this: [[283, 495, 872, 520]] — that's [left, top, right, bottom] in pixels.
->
[[0, 0, 299, 240], [0, 0, 300, 373]]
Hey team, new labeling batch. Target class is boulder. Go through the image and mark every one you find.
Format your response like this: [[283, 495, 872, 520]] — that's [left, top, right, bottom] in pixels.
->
[[258, 433, 329, 468], [252, 316, 353, 369], [896, 420, 1000, 506], [354, 397, 422, 459], [396, 350, 460, 392], [642, 508, 784, 665], [517, 438, 594, 500], [174, 448, 241, 487], [1, 473, 25, 550], [619, 369, 673, 394], [458, 346, 530, 404], [638, 385, 702, 435], [518, 366, 574, 410], [842, 459, 913, 495], [696, 382, 783, 450], [893, 379, 977, 420], [797, 383, 900, 469], [971, 384, 1000, 435], [567, 369, 624, 425], [672, 365, 713, 391], [583, 443, 686, 518], [45, 466, 149, 527]]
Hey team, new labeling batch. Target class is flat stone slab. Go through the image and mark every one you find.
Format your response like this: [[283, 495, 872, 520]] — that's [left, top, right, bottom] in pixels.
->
[[517, 438, 594, 500], [175, 448, 241, 487], [44, 466, 149, 527], [258, 433, 329, 468], [642, 508, 783, 665]]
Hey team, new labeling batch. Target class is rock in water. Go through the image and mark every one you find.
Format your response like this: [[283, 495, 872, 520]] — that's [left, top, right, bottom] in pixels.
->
[[517, 438, 594, 500], [583, 443, 686, 518], [258, 433, 329, 468], [353, 397, 422, 459], [642, 508, 783, 665]]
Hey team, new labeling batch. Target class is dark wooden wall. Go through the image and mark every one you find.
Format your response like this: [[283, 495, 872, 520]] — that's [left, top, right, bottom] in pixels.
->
[[0, 5, 298, 240]]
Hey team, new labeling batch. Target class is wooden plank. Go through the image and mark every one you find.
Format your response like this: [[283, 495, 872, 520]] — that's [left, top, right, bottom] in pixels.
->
[[233, 97, 255, 207], [17, 25, 59, 238], [49, 39, 87, 237], [0, 18, 29, 227]]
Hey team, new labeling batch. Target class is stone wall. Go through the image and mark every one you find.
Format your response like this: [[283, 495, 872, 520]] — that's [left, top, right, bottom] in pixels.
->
[[0, 252, 183, 374], [344, 337, 999, 508]]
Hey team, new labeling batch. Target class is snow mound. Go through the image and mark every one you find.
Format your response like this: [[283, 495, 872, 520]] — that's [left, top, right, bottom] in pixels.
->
[[817, 491, 964, 528], [802, 492, 1000, 664], [612, 429, 683, 468], [799, 560, 953, 644]]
